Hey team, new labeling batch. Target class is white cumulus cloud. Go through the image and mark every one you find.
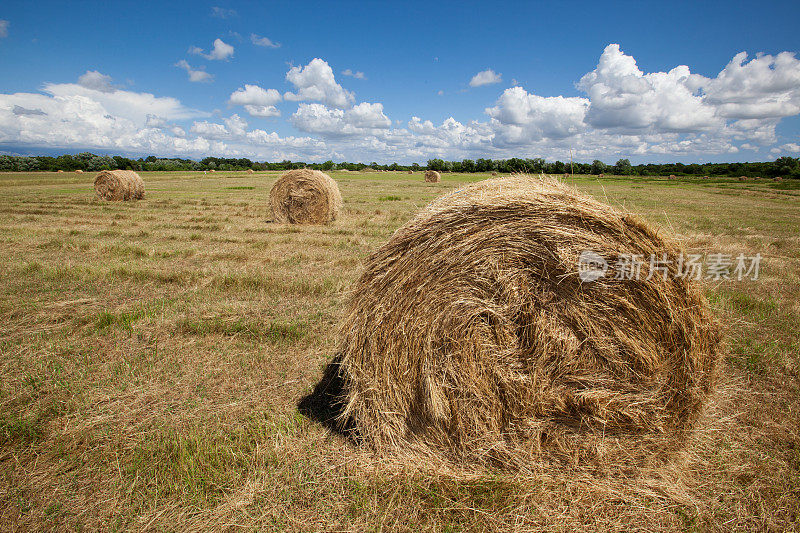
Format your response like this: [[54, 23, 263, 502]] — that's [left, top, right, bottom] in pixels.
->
[[77, 70, 116, 93], [486, 87, 589, 144], [342, 69, 366, 80], [469, 69, 502, 87], [250, 34, 280, 48], [228, 84, 282, 117], [284, 58, 355, 108], [190, 38, 234, 61], [291, 102, 390, 136], [175, 60, 213, 83]]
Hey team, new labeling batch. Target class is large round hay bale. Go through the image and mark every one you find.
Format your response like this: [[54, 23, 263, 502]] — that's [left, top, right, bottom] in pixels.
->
[[75, 169, 83, 173], [269, 169, 342, 224], [93, 170, 145, 201], [246, 168, 254, 174], [424, 170, 441, 183], [335, 175, 720, 468], [407, 170, 414, 174]]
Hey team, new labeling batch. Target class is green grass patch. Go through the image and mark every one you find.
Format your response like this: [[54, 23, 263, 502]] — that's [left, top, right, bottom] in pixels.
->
[[94, 307, 147, 332], [0, 414, 45, 445]]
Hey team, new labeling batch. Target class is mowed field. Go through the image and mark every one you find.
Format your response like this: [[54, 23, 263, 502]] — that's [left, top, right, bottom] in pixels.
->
[[0, 170, 798, 531]]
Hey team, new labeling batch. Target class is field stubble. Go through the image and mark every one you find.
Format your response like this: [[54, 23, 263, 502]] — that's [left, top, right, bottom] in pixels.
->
[[0, 170, 798, 531]]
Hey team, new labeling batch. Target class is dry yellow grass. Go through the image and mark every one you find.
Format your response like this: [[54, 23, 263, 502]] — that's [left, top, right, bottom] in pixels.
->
[[0, 170, 798, 530]]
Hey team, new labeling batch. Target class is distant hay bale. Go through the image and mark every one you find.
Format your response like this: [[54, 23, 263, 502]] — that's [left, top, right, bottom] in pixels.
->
[[774, 176, 783, 181], [75, 169, 83, 173], [362, 167, 376, 173], [407, 170, 414, 174], [93, 170, 145, 201], [738, 176, 747, 181], [491, 171, 498, 176], [210, 169, 216, 173], [598, 173, 604, 178], [57, 170, 64, 173], [269, 169, 342, 224], [246, 169, 254, 174], [424, 170, 441, 183], [333, 175, 720, 469], [668, 175, 676, 180]]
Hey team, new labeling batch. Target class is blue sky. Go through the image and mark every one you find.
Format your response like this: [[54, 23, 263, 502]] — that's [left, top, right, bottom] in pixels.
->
[[1, 0, 799, 164]]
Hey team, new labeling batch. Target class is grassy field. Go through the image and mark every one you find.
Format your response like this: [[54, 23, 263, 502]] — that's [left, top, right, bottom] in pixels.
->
[[0, 170, 798, 531]]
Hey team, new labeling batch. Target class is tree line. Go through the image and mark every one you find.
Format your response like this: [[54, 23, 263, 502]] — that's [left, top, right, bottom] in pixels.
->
[[0, 152, 798, 179]]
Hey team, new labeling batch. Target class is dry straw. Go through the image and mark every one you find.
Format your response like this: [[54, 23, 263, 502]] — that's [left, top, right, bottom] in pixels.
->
[[334, 174, 720, 469], [269, 168, 342, 224], [424, 170, 441, 183], [93, 170, 145, 201]]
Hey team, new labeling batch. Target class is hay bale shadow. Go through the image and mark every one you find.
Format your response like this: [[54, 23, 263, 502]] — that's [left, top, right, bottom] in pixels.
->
[[298, 354, 357, 440]]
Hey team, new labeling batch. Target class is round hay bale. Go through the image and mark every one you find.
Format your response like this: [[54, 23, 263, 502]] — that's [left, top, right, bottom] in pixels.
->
[[424, 170, 441, 183], [93, 170, 145, 201], [668, 174, 677, 180], [57, 170, 64, 173], [491, 171, 498, 176], [210, 169, 216, 173], [774, 176, 783, 181], [75, 169, 83, 173], [335, 175, 720, 468], [598, 173, 604, 178], [246, 169, 254, 174], [407, 170, 414, 174], [269, 169, 342, 224]]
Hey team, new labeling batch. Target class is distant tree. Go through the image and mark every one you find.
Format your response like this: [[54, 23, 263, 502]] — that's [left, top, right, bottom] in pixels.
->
[[614, 158, 632, 175], [426, 159, 445, 171], [590, 160, 607, 174]]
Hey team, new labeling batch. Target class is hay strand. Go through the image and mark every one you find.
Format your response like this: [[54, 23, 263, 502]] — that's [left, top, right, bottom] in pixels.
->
[[269, 169, 342, 224]]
